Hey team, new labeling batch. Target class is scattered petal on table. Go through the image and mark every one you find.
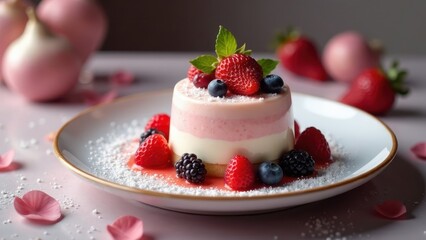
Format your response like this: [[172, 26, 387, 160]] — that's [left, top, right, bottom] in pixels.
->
[[14, 190, 61, 223], [110, 70, 135, 86], [107, 215, 143, 240], [410, 142, 426, 160], [0, 149, 14, 169], [374, 200, 407, 219], [83, 89, 118, 106], [45, 132, 57, 142]]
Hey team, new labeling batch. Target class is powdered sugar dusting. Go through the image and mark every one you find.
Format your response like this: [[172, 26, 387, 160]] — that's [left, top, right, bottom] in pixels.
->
[[178, 78, 281, 103], [87, 120, 351, 197]]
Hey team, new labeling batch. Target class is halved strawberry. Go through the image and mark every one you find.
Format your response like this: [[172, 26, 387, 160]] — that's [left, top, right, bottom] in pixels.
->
[[294, 127, 332, 169], [215, 54, 262, 95], [144, 113, 170, 140], [134, 134, 171, 168], [224, 155, 255, 191]]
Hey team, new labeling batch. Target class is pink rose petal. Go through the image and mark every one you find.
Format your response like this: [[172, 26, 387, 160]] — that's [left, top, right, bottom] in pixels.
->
[[0, 149, 14, 169], [83, 89, 118, 106], [107, 215, 143, 240], [14, 190, 61, 223], [110, 70, 135, 86], [45, 132, 57, 142], [374, 200, 407, 219], [411, 142, 426, 160]]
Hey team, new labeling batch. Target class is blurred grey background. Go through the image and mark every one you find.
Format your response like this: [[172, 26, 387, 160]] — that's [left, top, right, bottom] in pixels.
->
[[99, 1, 425, 55]]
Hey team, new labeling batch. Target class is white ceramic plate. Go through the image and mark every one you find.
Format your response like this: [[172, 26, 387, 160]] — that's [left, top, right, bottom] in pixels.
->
[[54, 91, 397, 215]]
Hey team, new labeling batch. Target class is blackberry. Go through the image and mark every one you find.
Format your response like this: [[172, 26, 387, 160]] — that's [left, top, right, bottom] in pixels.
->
[[280, 149, 315, 177], [139, 128, 163, 144], [175, 153, 207, 184]]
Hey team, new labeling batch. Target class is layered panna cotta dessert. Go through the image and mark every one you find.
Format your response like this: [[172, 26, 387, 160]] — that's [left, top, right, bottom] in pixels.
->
[[169, 78, 294, 177]]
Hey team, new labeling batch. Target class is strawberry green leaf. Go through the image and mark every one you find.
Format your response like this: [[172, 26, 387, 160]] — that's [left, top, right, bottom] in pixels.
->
[[236, 43, 252, 55], [257, 59, 279, 77], [189, 55, 218, 74], [386, 61, 410, 96], [215, 26, 237, 59]]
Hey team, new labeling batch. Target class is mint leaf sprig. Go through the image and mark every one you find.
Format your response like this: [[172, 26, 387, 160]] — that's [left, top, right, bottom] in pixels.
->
[[190, 25, 278, 76]]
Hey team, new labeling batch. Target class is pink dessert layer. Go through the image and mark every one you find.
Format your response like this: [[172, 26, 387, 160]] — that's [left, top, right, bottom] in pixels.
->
[[170, 79, 293, 141]]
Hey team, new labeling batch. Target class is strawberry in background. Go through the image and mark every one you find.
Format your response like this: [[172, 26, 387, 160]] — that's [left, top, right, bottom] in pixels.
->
[[275, 28, 328, 81], [340, 61, 409, 115]]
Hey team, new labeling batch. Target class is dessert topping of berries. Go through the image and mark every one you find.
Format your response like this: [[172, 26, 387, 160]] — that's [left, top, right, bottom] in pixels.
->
[[134, 134, 171, 169], [175, 153, 207, 184], [208, 79, 227, 97], [294, 127, 332, 169], [224, 155, 255, 191], [193, 72, 215, 89], [189, 26, 278, 96], [260, 74, 285, 94], [144, 113, 170, 140], [258, 162, 283, 185], [280, 149, 315, 177], [139, 128, 164, 144]]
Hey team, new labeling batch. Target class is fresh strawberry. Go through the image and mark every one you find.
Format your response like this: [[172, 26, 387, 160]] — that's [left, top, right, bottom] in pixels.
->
[[190, 26, 278, 96], [294, 127, 332, 169], [144, 113, 170, 140], [215, 54, 262, 95], [276, 29, 327, 81], [134, 134, 171, 168], [224, 155, 255, 191], [340, 62, 409, 115]]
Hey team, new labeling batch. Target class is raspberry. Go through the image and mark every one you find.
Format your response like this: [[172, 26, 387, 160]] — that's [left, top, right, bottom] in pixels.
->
[[224, 155, 255, 191], [215, 54, 262, 96], [134, 134, 171, 168], [144, 113, 170, 140], [294, 127, 332, 169], [175, 153, 207, 184], [193, 72, 215, 88], [280, 149, 315, 177], [187, 65, 202, 82], [139, 128, 163, 144]]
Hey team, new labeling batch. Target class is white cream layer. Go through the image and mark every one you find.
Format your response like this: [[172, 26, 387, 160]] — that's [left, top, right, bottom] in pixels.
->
[[169, 125, 295, 165]]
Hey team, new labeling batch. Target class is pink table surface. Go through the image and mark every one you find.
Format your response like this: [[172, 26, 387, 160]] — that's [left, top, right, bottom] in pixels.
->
[[0, 52, 426, 239]]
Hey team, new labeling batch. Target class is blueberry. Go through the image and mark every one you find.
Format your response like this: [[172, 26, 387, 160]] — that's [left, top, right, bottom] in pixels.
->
[[258, 162, 283, 185], [260, 74, 284, 94], [208, 79, 227, 97]]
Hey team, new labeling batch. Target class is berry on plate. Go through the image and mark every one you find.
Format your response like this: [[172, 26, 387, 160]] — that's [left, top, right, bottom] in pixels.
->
[[139, 128, 163, 144], [175, 153, 207, 184], [276, 28, 327, 81], [294, 127, 332, 169], [144, 113, 170, 140], [224, 155, 255, 191], [280, 149, 315, 177], [189, 26, 278, 96], [258, 162, 283, 185], [340, 61, 409, 115], [134, 134, 171, 168]]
